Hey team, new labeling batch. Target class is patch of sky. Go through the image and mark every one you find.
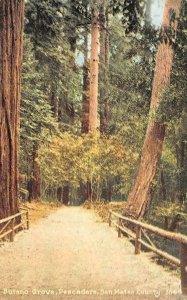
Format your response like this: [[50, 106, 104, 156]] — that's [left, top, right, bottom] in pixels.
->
[[151, 0, 164, 26]]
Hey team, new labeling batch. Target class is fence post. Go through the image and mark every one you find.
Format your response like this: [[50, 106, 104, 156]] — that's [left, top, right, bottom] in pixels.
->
[[180, 243, 187, 295], [109, 211, 111, 227], [135, 225, 141, 255], [118, 217, 122, 238], [10, 219, 15, 242], [26, 211, 29, 230]]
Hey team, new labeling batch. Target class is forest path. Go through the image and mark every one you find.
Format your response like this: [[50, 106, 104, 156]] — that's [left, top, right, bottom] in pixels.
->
[[0, 207, 182, 300]]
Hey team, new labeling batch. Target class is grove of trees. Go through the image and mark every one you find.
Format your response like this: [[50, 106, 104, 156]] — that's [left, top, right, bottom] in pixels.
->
[[0, 0, 187, 230]]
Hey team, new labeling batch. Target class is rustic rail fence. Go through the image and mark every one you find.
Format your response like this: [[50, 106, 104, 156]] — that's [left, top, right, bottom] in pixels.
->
[[0, 208, 29, 242], [109, 210, 187, 295]]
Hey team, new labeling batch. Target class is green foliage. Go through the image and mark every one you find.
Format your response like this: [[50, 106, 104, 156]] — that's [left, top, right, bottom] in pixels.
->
[[108, 15, 152, 160], [39, 132, 132, 196], [153, 203, 187, 222], [25, 0, 64, 45], [25, 0, 80, 100], [20, 37, 59, 179], [21, 38, 58, 144], [109, 0, 145, 33]]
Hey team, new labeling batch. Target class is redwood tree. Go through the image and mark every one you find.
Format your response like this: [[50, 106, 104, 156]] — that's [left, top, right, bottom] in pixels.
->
[[125, 0, 182, 219], [89, 0, 100, 131], [0, 0, 25, 218]]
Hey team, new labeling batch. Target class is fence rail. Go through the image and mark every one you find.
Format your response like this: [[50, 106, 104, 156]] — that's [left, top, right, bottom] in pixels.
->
[[0, 209, 29, 242], [109, 210, 187, 295]]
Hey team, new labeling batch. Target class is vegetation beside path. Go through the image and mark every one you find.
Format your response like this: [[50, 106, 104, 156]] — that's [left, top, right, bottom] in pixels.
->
[[21, 201, 61, 225]]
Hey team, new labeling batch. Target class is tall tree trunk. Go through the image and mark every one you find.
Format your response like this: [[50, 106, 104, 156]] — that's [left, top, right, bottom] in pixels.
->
[[125, 0, 182, 219], [82, 29, 90, 134], [0, 0, 24, 218], [99, 5, 110, 201], [30, 144, 41, 200], [89, 0, 100, 131]]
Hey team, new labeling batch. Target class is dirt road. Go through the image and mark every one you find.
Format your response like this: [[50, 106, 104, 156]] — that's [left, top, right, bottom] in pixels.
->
[[0, 207, 182, 300]]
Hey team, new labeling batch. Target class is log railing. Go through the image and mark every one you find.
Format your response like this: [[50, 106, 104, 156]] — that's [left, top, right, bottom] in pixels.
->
[[0, 209, 29, 242], [109, 210, 187, 295]]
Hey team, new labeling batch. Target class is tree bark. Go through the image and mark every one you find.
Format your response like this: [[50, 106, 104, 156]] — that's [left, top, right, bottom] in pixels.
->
[[124, 0, 182, 220], [89, 0, 100, 131], [0, 0, 24, 218]]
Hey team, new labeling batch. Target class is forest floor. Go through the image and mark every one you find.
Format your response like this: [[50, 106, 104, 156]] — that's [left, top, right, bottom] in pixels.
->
[[0, 207, 184, 300]]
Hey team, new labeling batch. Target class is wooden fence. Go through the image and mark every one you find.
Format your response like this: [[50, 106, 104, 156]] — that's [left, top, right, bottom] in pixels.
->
[[109, 210, 187, 295], [0, 208, 29, 242]]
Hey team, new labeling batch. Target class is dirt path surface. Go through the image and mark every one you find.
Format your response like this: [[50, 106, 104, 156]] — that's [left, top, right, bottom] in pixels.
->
[[0, 207, 183, 300]]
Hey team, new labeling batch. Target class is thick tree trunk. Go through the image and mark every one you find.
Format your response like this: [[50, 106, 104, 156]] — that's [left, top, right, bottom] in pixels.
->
[[0, 0, 24, 219], [89, 0, 100, 131], [82, 30, 90, 134], [31, 144, 41, 200], [125, 0, 182, 219]]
